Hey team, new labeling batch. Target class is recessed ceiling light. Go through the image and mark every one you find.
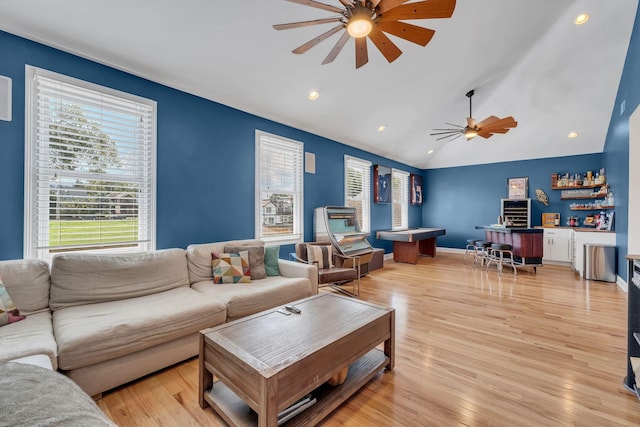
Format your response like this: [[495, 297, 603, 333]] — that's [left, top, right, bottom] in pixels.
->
[[377, 125, 386, 132], [575, 13, 589, 25], [568, 132, 579, 138], [308, 90, 319, 100], [427, 149, 434, 155]]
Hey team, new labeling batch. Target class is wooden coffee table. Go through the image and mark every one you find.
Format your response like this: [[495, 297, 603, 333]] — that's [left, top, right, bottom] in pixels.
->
[[199, 293, 394, 426]]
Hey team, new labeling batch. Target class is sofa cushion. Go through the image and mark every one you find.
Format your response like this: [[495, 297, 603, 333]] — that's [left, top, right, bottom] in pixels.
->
[[187, 240, 264, 284], [54, 287, 226, 370], [212, 252, 251, 284], [50, 249, 190, 311], [0, 312, 58, 370], [0, 279, 25, 326], [264, 246, 281, 277], [225, 245, 266, 279], [0, 260, 51, 315], [191, 276, 313, 320]]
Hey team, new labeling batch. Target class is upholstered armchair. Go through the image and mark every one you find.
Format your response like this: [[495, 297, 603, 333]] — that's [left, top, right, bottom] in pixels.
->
[[293, 242, 361, 297]]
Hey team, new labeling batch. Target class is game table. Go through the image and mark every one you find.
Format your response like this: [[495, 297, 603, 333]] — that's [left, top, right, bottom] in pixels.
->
[[376, 228, 446, 264]]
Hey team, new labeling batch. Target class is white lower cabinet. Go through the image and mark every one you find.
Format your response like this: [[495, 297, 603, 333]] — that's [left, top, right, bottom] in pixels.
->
[[543, 228, 574, 264], [572, 231, 616, 277]]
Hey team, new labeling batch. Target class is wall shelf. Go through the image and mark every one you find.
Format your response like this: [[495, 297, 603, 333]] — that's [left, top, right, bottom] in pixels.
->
[[552, 184, 603, 190], [570, 206, 614, 211], [561, 194, 608, 200]]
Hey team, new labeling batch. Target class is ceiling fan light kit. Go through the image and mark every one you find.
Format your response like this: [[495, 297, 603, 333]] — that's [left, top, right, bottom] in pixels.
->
[[430, 89, 518, 142], [274, 0, 457, 68], [347, 5, 374, 38]]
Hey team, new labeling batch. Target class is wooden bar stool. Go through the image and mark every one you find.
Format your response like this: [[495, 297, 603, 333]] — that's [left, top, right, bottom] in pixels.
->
[[486, 243, 517, 275]]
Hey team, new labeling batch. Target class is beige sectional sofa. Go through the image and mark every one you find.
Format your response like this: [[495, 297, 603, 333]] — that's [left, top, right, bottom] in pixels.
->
[[0, 239, 317, 397]]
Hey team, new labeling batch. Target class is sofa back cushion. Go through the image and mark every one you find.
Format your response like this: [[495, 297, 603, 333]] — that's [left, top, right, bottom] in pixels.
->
[[186, 240, 264, 284], [0, 260, 50, 316], [49, 249, 189, 311]]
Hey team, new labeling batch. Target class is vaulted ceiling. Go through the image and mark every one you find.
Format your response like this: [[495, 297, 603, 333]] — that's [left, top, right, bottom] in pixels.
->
[[0, 0, 637, 168]]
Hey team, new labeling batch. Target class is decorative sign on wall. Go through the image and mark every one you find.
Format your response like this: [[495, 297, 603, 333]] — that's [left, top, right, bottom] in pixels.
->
[[373, 165, 391, 203], [410, 174, 423, 205], [507, 177, 528, 199]]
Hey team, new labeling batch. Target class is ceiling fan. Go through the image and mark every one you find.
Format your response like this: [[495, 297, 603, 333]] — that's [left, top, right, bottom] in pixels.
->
[[430, 90, 518, 142], [273, 0, 456, 69]]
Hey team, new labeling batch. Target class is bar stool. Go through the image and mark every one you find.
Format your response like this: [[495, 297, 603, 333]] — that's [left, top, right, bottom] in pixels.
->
[[464, 239, 479, 264], [486, 243, 517, 275], [474, 241, 492, 267]]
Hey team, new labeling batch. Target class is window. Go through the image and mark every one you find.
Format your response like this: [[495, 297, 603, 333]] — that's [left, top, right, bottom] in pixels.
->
[[344, 155, 371, 232], [255, 130, 303, 244], [392, 169, 409, 230], [24, 66, 156, 261]]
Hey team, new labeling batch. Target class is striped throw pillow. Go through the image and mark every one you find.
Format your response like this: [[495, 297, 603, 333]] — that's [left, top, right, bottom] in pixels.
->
[[306, 245, 334, 269]]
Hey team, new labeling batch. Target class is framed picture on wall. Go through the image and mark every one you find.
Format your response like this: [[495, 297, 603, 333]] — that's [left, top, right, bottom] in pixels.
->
[[507, 177, 528, 199], [373, 164, 392, 203], [410, 174, 423, 205]]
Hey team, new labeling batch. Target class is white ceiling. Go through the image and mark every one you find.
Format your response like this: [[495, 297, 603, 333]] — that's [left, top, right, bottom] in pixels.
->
[[0, 0, 637, 169]]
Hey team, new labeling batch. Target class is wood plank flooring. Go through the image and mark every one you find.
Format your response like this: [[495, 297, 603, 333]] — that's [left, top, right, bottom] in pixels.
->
[[97, 252, 640, 426]]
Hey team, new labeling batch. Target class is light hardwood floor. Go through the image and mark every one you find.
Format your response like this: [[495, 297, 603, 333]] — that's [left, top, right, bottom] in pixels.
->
[[97, 252, 640, 426]]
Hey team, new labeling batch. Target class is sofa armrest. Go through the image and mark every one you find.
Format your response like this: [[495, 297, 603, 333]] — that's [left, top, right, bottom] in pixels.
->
[[278, 259, 318, 295]]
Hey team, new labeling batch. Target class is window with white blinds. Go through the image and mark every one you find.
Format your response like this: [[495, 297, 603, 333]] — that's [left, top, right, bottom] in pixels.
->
[[24, 66, 156, 261], [392, 169, 409, 230], [344, 156, 371, 233], [255, 130, 303, 244]]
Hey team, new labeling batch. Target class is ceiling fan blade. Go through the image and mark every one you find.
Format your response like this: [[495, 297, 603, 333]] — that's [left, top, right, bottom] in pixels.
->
[[375, 21, 435, 46], [292, 25, 345, 54], [378, 0, 456, 22], [355, 37, 369, 68], [477, 131, 494, 139], [371, 0, 383, 7], [322, 30, 351, 65], [430, 130, 462, 135], [475, 115, 499, 129], [446, 133, 463, 142], [368, 28, 403, 63], [480, 117, 518, 131], [376, 0, 410, 15], [285, 0, 345, 14], [445, 122, 464, 128], [274, 17, 343, 31]]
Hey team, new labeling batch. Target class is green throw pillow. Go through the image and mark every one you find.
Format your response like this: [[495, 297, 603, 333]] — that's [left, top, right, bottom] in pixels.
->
[[264, 246, 281, 277]]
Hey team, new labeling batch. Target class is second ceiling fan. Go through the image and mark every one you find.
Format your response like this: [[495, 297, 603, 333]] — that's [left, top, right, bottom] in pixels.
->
[[431, 90, 518, 142], [273, 0, 456, 68]]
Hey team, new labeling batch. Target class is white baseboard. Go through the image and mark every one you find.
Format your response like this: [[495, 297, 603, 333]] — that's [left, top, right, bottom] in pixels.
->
[[436, 247, 465, 254], [617, 275, 628, 292]]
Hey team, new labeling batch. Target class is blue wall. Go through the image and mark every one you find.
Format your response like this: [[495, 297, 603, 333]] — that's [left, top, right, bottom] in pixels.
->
[[0, 30, 421, 260], [423, 153, 604, 248], [603, 2, 640, 281]]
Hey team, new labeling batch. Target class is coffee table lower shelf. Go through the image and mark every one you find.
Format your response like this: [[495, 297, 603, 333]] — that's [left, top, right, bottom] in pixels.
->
[[203, 348, 389, 427]]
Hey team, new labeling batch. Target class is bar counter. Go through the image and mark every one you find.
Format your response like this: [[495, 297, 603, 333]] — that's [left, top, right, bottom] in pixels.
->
[[475, 225, 544, 266]]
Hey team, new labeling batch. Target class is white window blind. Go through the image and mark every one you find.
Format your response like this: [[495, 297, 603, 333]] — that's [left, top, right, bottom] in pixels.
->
[[392, 169, 409, 230], [255, 130, 303, 244], [344, 156, 371, 233], [25, 66, 156, 261]]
